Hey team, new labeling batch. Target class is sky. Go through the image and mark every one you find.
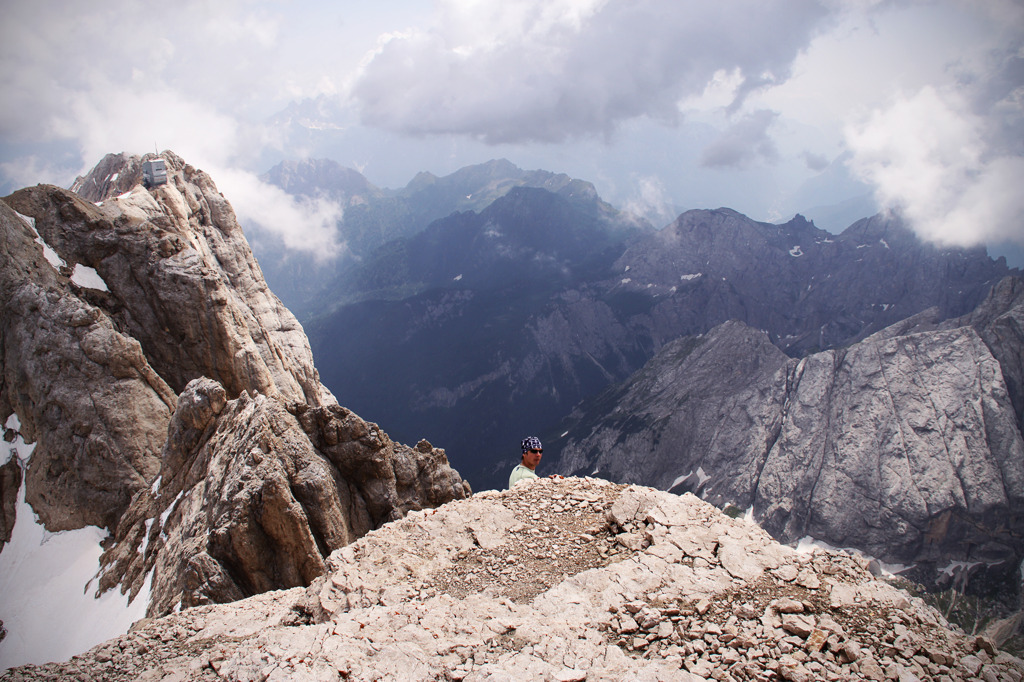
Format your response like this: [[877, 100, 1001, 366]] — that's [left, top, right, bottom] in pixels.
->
[[1, 0, 1022, 262]]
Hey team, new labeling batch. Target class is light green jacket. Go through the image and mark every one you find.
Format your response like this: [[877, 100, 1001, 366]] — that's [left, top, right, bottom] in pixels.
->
[[508, 464, 538, 488]]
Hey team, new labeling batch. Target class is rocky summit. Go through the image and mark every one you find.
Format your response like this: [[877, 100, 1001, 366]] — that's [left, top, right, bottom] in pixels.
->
[[0, 151, 469, 621], [3, 478, 1021, 681]]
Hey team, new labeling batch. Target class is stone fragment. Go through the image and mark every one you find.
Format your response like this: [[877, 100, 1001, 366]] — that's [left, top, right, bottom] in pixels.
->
[[619, 616, 640, 634], [781, 614, 816, 638], [803, 629, 828, 653], [773, 565, 799, 582], [776, 598, 804, 614], [840, 640, 862, 663], [974, 635, 998, 656], [960, 654, 984, 676], [859, 657, 887, 681], [794, 569, 821, 589], [733, 603, 759, 619]]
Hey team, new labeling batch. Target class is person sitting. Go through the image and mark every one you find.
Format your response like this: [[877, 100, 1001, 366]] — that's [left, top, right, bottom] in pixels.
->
[[508, 436, 543, 488]]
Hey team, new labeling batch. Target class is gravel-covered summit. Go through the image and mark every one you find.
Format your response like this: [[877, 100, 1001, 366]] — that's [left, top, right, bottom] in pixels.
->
[[4, 477, 1020, 681]]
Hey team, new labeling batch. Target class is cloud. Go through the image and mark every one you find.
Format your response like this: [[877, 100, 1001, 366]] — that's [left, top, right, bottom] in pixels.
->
[[699, 110, 780, 169], [350, 0, 833, 144], [215, 168, 345, 259], [621, 175, 677, 227], [844, 38, 1024, 247], [801, 151, 830, 172]]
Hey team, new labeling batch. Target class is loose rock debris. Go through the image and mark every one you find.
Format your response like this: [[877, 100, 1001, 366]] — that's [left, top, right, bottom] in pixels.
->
[[3, 477, 1022, 681]]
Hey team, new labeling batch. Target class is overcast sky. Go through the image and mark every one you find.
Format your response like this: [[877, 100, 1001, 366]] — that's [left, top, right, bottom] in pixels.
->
[[1, 0, 1021, 260]]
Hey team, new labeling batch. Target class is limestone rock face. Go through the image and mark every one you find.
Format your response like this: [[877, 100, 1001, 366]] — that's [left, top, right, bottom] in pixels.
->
[[13, 151, 330, 406], [0, 151, 470, 617], [5, 478, 1021, 682], [0, 199, 173, 531], [755, 323, 1024, 585], [0, 456, 22, 544], [557, 286, 1024, 593], [101, 377, 468, 618]]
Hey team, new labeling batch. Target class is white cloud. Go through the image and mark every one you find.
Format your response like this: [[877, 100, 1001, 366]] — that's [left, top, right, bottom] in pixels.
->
[[1, 0, 1021, 259], [845, 72, 1024, 247], [215, 169, 345, 259], [350, 0, 833, 143], [801, 151, 830, 172], [55, 85, 244, 173], [622, 175, 677, 227]]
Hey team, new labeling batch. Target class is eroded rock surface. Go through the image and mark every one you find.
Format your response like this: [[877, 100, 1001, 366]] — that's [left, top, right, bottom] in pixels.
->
[[0, 152, 470, 619], [0, 198, 174, 531], [3, 478, 1020, 681], [12, 152, 330, 406], [558, 290, 1024, 594]]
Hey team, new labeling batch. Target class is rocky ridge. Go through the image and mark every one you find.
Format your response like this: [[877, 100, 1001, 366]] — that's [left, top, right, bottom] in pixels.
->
[[0, 151, 469, 620], [556, 277, 1024, 596], [2, 477, 1021, 681]]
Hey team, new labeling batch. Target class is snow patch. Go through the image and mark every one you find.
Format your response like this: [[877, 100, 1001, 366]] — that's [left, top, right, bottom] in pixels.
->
[[560, 431, 569, 438], [938, 560, 983, 579], [795, 535, 912, 577], [620, 278, 632, 285], [670, 471, 693, 489], [880, 238, 889, 249], [159, 490, 185, 536], [70, 264, 109, 291], [0, 431, 149, 671], [14, 211, 68, 271], [4, 413, 21, 437], [680, 273, 701, 281], [789, 245, 803, 257], [453, 274, 463, 282], [670, 467, 710, 490]]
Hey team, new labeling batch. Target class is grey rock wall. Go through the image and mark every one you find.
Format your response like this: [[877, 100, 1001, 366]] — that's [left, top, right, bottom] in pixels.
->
[[557, 291, 1024, 593], [13, 152, 330, 405]]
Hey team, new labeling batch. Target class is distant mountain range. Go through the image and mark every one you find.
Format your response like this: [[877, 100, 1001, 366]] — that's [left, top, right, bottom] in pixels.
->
[[251, 159, 1019, 499], [253, 156, 1024, 598], [254, 158, 639, 318]]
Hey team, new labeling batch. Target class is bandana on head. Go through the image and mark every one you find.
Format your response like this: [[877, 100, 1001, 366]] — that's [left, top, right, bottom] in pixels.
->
[[521, 436, 542, 453]]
